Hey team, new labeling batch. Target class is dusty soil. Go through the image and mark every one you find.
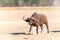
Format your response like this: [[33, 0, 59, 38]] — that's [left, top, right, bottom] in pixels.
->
[[0, 7, 60, 40]]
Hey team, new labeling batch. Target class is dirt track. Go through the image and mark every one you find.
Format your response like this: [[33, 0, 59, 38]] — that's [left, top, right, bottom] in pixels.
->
[[0, 7, 60, 40]]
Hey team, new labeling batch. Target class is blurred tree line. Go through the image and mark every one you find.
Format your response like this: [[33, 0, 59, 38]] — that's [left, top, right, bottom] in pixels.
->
[[0, 0, 53, 7]]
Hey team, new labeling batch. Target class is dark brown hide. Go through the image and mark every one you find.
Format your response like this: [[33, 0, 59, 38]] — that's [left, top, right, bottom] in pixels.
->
[[23, 12, 49, 34]]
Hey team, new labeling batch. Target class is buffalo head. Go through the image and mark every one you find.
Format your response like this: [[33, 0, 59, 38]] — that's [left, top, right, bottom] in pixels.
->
[[23, 16, 37, 25], [23, 16, 30, 22], [29, 17, 37, 25]]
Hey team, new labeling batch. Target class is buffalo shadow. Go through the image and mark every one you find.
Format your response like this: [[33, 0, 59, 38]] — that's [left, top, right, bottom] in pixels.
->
[[51, 30, 60, 33], [10, 32, 26, 35]]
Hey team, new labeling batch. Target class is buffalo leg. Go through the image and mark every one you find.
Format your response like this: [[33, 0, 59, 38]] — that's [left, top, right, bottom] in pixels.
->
[[40, 24, 43, 33], [29, 25, 32, 33], [45, 24, 49, 33], [36, 26, 38, 34]]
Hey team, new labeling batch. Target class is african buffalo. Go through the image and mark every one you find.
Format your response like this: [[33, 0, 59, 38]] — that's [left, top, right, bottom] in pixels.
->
[[23, 12, 49, 34]]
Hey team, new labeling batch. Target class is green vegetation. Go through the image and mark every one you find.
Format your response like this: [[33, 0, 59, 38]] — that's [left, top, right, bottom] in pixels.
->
[[0, 0, 19, 6], [0, 0, 53, 7]]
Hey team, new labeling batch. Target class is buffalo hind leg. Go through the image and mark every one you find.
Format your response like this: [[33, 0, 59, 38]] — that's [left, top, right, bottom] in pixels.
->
[[36, 26, 38, 34], [45, 23, 49, 33], [40, 24, 43, 33]]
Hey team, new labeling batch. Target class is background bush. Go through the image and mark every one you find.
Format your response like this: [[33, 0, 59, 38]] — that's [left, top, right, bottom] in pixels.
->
[[0, 0, 53, 7]]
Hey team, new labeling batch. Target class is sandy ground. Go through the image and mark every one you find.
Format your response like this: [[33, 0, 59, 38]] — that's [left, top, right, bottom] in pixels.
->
[[0, 7, 60, 40]]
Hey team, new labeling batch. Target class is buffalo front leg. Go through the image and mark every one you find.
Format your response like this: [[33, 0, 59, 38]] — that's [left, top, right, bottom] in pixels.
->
[[29, 25, 32, 33]]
